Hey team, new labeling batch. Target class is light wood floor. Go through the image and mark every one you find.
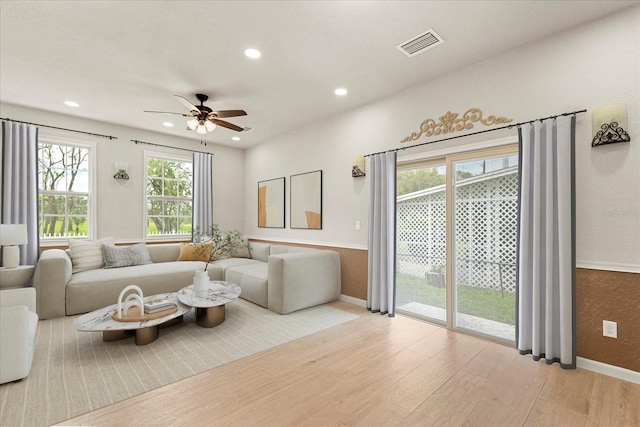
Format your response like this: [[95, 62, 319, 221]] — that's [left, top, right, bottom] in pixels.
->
[[61, 301, 640, 426]]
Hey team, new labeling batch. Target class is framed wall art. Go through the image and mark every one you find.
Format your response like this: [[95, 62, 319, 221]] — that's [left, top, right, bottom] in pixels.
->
[[258, 177, 285, 228], [290, 170, 322, 229]]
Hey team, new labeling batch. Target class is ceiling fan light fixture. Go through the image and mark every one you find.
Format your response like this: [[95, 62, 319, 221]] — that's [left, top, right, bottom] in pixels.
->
[[187, 118, 199, 130], [147, 94, 247, 135], [204, 121, 216, 132]]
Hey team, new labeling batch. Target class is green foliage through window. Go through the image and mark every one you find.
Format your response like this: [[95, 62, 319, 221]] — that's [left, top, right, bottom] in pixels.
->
[[146, 156, 192, 236], [38, 142, 90, 239]]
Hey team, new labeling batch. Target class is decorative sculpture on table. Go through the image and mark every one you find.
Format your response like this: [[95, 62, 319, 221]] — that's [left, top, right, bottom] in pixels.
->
[[116, 285, 144, 319]]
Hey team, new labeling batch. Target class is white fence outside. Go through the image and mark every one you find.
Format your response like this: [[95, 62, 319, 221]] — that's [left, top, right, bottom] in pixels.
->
[[397, 166, 518, 295]]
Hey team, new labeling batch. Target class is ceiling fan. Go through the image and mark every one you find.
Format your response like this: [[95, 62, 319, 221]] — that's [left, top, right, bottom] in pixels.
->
[[145, 94, 247, 135]]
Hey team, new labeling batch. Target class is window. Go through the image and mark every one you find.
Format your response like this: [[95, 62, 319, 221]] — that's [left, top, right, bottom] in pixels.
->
[[145, 152, 192, 238], [38, 137, 95, 241]]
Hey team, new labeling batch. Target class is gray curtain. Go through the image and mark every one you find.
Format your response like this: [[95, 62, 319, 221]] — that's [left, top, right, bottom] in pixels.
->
[[367, 151, 397, 316], [516, 115, 576, 368], [1, 121, 39, 266], [192, 152, 214, 234]]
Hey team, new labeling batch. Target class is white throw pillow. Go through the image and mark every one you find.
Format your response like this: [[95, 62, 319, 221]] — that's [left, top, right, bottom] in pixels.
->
[[68, 237, 114, 273]]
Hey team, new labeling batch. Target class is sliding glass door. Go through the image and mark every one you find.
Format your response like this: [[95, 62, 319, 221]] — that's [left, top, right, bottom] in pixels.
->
[[451, 152, 518, 341], [396, 146, 518, 342], [396, 161, 447, 322]]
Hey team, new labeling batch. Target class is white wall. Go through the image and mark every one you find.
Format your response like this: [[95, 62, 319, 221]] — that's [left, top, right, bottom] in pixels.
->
[[0, 103, 245, 242], [245, 7, 640, 269]]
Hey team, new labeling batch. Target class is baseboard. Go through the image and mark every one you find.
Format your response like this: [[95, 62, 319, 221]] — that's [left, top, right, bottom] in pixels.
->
[[339, 294, 366, 307], [577, 357, 640, 384], [576, 261, 640, 274]]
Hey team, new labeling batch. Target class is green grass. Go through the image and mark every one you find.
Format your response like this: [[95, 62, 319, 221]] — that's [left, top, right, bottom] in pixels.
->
[[396, 273, 515, 325], [39, 219, 88, 237]]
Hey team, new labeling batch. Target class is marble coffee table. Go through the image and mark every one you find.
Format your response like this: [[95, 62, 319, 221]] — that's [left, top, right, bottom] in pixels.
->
[[177, 281, 241, 328], [74, 292, 190, 345]]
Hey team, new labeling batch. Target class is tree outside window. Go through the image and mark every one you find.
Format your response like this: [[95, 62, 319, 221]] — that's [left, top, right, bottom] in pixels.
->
[[38, 141, 91, 239], [146, 155, 192, 237]]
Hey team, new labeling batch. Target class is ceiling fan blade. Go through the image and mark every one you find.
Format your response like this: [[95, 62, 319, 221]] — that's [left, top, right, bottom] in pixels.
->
[[211, 119, 244, 132], [144, 110, 189, 116], [174, 95, 201, 113], [211, 109, 247, 118]]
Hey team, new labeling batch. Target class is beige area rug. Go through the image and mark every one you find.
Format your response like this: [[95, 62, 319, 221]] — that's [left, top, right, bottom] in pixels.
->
[[0, 299, 358, 427]]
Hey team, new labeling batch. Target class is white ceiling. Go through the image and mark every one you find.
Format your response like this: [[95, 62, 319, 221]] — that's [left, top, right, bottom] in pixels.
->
[[1, 1, 637, 149]]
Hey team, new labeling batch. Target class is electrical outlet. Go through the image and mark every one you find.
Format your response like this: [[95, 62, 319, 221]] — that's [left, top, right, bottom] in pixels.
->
[[355, 220, 361, 231], [603, 320, 617, 338]]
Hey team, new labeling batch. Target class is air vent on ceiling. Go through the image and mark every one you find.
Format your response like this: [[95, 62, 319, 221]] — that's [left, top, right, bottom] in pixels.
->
[[396, 29, 444, 57]]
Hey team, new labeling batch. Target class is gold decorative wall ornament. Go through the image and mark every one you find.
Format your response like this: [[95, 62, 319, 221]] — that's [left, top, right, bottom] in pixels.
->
[[401, 108, 513, 143]]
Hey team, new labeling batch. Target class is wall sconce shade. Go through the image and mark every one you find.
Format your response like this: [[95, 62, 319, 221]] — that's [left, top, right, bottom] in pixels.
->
[[114, 162, 130, 180], [114, 169, 129, 179], [592, 104, 630, 147], [352, 155, 366, 178], [0, 224, 28, 269]]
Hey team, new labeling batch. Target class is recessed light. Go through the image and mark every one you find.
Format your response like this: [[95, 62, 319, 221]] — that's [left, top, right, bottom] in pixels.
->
[[232, 136, 241, 141], [334, 88, 348, 96], [64, 100, 79, 107], [244, 48, 261, 59], [162, 122, 174, 127]]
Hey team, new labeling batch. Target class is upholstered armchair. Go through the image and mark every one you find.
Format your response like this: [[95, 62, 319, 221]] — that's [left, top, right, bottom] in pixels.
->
[[0, 287, 38, 384]]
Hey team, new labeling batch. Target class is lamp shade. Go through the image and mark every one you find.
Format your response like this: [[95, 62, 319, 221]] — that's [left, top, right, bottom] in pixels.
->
[[204, 121, 216, 132], [196, 124, 208, 135], [592, 104, 628, 136], [352, 155, 366, 177], [187, 118, 199, 130], [0, 224, 28, 246]]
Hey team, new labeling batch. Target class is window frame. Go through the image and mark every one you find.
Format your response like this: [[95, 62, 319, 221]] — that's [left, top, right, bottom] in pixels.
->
[[37, 135, 97, 246], [144, 150, 193, 241]]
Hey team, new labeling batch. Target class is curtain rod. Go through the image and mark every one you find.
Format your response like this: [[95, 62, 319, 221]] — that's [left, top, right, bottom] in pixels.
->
[[131, 139, 214, 155], [364, 109, 587, 157], [1, 117, 117, 140]]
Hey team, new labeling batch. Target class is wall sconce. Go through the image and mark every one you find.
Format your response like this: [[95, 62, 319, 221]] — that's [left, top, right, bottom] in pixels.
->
[[114, 169, 129, 180], [352, 155, 366, 178], [592, 104, 631, 147], [114, 162, 129, 180]]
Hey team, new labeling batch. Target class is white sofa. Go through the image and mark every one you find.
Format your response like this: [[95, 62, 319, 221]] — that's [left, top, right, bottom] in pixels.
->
[[0, 287, 39, 384], [33, 241, 341, 319]]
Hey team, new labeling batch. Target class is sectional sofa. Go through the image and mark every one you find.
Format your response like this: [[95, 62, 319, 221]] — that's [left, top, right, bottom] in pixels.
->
[[33, 241, 341, 319]]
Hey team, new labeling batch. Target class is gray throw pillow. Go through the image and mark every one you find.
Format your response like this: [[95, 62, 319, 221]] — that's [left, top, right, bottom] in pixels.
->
[[101, 243, 152, 268], [231, 237, 251, 258]]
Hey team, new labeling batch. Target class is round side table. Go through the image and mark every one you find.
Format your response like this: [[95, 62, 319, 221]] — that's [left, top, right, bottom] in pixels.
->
[[177, 281, 241, 328]]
